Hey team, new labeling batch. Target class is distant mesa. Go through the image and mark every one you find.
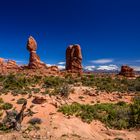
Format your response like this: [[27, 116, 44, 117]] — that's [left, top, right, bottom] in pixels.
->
[[66, 44, 83, 73], [119, 65, 135, 77], [27, 36, 47, 69]]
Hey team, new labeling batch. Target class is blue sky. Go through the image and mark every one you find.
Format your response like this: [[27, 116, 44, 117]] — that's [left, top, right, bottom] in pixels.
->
[[0, 0, 140, 71]]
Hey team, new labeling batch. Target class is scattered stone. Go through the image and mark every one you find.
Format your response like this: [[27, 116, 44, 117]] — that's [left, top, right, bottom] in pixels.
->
[[32, 96, 46, 104]]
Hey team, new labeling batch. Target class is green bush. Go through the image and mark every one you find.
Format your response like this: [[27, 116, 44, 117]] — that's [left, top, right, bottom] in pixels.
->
[[59, 98, 140, 129], [0, 98, 4, 104], [17, 98, 27, 104], [59, 84, 71, 98], [2, 103, 13, 110], [44, 76, 65, 88]]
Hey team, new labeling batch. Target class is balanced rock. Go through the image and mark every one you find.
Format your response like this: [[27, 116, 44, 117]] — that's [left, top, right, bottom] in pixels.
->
[[119, 65, 135, 77], [66, 44, 82, 72], [27, 36, 47, 69]]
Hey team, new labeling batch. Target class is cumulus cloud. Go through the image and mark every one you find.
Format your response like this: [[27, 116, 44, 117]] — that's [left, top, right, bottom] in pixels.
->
[[58, 62, 66, 65], [131, 66, 140, 71], [46, 63, 65, 70], [97, 65, 119, 71], [90, 59, 114, 64], [46, 64, 53, 67], [84, 66, 96, 71], [57, 65, 65, 70]]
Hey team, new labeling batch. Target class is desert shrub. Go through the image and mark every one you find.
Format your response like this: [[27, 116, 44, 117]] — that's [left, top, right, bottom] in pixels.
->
[[59, 84, 71, 98], [0, 75, 6, 82], [59, 98, 140, 129], [42, 89, 51, 95], [17, 98, 27, 104], [31, 75, 43, 85], [2, 74, 28, 90], [0, 74, 43, 93], [0, 98, 4, 104], [80, 75, 140, 93], [129, 96, 140, 128], [48, 83, 72, 97], [32, 88, 40, 93], [28, 118, 42, 125], [81, 75, 94, 87], [2, 103, 13, 110], [44, 76, 65, 88]]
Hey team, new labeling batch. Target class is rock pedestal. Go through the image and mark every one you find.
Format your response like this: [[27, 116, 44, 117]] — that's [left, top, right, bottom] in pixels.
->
[[119, 65, 135, 77], [27, 36, 46, 69], [66, 44, 82, 72]]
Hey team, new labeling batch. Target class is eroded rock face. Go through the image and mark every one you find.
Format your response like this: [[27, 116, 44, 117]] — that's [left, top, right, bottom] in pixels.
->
[[119, 65, 135, 77], [6, 60, 19, 69], [27, 36, 47, 69], [0, 59, 19, 70], [66, 44, 82, 72]]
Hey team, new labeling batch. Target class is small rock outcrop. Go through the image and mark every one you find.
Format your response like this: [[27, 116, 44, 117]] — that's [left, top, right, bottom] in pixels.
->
[[66, 44, 82, 72], [0, 58, 19, 71], [6, 60, 19, 69], [27, 36, 47, 69], [119, 65, 135, 77]]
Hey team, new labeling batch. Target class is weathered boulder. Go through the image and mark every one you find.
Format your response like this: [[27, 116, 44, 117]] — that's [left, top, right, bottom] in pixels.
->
[[32, 96, 46, 104], [66, 44, 82, 72], [119, 65, 135, 77], [27, 36, 47, 69]]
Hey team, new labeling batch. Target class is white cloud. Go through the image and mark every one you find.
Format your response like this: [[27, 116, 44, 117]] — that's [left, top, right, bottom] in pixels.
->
[[91, 59, 114, 64], [57, 65, 65, 70], [84, 66, 96, 71], [46, 64, 65, 70], [46, 64, 53, 67], [58, 62, 65, 65], [131, 66, 140, 71], [97, 65, 119, 71]]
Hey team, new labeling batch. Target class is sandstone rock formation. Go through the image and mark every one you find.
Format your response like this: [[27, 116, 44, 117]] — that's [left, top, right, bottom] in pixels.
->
[[27, 36, 47, 69], [6, 60, 19, 69], [119, 65, 135, 77], [66, 44, 82, 72], [0, 59, 19, 72], [0, 58, 4, 65]]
